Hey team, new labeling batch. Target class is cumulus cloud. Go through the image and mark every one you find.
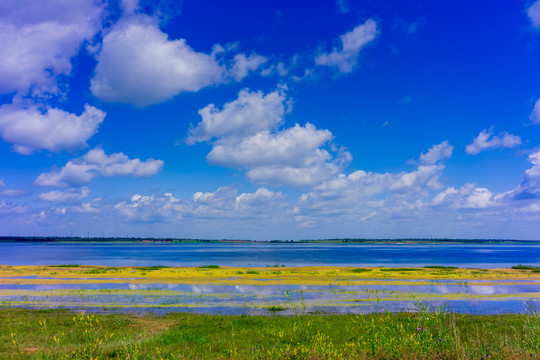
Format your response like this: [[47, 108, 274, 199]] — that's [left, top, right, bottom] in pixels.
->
[[294, 160, 445, 226], [208, 124, 333, 168], [91, 15, 266, 106], [0, 178, 26, 197], [39, 187, 90, 204], [73, 202, 100, 214], [113, 186, 287, 222], [34, 148, 164, 187], [0, 0, 103, 96], [528, 0, 540, 28], [418, 141, 453, 165], [505, 150, 540, 200], [315, 19, 378, 73], [530, 99, 540, 124], [465, 129, 522, 155], [188, 88, 350, 186], [0, 102, 105, 154], [114, 193, 183, 222], [432, 184, 495, 209], [229, 54, 267, 81], [187, 88, 286, 144], [91, 15, 224, 106]]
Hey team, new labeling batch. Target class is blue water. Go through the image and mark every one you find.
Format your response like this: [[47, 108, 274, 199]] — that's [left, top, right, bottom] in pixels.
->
[[0, 243, 538, 267]]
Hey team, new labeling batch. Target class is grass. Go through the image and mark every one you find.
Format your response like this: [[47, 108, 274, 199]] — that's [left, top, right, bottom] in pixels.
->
[[513, 265, 540, 272], [138, 266, 168, 271], [0, 265, 539, 358], [53, 264, 80, 268], [379, 268, 418, 272], [1, 307, 539, 359], [350, 268, 372, 273]]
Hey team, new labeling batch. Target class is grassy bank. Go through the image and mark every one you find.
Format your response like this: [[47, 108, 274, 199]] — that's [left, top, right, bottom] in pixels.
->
[[1, 307, 539, 360]]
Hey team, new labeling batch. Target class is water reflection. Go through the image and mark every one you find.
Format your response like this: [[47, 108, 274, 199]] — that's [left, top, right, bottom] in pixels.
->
[[0, 278, 538, 315]]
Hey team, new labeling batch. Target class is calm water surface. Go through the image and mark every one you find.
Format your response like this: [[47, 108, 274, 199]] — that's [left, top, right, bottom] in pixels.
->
[[1, 243, 538, 314], [1, 243, 539, 267]]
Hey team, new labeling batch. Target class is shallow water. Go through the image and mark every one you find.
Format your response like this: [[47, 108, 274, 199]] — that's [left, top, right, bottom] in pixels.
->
[[1, 243, 538, 314], [1, 278, 538, 315]]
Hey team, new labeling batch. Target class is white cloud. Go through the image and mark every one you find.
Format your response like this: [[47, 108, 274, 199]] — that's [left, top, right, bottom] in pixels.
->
[[229, 54, 267, 81], [315, 19, 378, 73], [0, 102, 105, 154], [465, 129, 522, 155], [208, 124, 333, 168], [418, 141, 453, 165], [505, 150, 540, 200], [114, 193, 183, 222], [188, 89, 351, 186], [34, 148, 164, 187], [114, 186, 287, 222], [0, 0, 103, 96], [91, 15, 267, 107], [528, 0, 540, 28], [432, 184, 496, 209], [187, 88, 286, 144], [121, 0, 140, 15], [73, 202, 100, 214], [0, 200, 28, 215], [295, 161, 445, 224], [0, 178, 25, 197], [91, 15, 225, 106], [39, 187, 90, 204], [530, 99, 540, 124]]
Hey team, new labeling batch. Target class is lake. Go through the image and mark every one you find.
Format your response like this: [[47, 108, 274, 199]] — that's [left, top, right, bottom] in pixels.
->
[[1, 242, 539, 267]]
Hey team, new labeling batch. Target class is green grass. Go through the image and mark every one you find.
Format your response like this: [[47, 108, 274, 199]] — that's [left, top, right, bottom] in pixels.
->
[[266, 305, 287, 312], [197, 265, 220, 269], [1, 307, 538, 359], [53, 264, 80, 268], [138, 266, 168, 271], [423, 266, 458, 270], [380, 268, 417, 272], [350, 268, 372, 273], [512, 265, 540, 271]]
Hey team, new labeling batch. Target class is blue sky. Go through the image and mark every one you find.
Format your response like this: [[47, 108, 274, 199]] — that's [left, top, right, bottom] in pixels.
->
[[1, 0, 540, 240]]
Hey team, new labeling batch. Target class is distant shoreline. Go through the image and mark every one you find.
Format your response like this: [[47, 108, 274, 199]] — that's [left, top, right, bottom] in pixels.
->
[[0, 236, 539, 244]]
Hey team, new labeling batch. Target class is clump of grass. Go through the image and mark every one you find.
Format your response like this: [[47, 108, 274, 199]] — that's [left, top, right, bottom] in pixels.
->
[[197, 265, 220, 269], [266, 305, 286, 312], [138, 266, 167, 271], [379, 268, 417, 272], [350, 268, 372, 273], [423, 265, 458, 270], [54, 264, 80, 268], [512, 265, 540, 271], [245, 270, 260, 275]]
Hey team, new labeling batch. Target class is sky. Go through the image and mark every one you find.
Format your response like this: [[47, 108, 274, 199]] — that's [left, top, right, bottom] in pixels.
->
[[1, 0, 540, 240]]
